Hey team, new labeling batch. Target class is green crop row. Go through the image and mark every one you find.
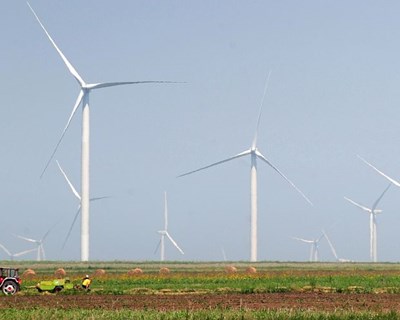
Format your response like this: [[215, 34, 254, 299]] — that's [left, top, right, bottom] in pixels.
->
[[20, 273, 400, 295]]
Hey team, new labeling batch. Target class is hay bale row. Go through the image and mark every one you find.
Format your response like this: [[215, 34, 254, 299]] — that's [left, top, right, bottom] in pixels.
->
[[22, 266, 257, 278], [225, 266, 257, 274], [127, 268, 143, 275]]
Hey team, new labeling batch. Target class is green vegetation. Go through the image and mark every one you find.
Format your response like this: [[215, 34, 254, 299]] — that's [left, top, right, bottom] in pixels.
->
[[1, 309, 399, 320], [16, 261, 400, 295]]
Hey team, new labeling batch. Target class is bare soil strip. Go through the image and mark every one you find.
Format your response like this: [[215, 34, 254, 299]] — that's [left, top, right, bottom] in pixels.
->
[[1, 293, 400, 312]]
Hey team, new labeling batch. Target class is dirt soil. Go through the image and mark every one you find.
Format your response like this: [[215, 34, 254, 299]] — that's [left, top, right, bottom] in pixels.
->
[[1, 293, 400, 312]]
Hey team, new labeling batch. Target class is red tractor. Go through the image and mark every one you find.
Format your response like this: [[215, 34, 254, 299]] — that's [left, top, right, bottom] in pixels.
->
[[0, 268, 21, 295]]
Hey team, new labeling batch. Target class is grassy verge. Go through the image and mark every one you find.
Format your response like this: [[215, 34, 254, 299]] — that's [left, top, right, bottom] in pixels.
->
[[1, 309, 400, 320]]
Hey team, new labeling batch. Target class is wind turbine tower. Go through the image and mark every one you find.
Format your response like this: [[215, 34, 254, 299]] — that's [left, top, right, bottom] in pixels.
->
[[155, 192, 184, 261], [179, 74, 312, 262], [28, 3, 177, 261]]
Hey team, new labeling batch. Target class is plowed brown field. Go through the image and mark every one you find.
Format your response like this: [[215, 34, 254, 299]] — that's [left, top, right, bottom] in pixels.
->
[[1, 293, 400, 312]]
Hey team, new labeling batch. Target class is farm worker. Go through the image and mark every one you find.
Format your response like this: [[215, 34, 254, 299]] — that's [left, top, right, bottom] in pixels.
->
[[82, 275, 91, 290]]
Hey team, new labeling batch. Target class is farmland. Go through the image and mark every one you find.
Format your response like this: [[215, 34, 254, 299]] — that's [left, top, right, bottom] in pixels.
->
[[3, 261, 400, 319]]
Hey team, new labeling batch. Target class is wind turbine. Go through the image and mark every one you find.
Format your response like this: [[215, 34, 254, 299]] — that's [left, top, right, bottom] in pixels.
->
[[0, 243, 36, 261], [15, 229, 52, 261], [155, 192, 184, 261], [322, 230, 351, 263], [344, 183, 391, 262], [28, 3, 178, 261], [178, 74, 312, 262], [56, 160, 108, 250], [292, 234, 324, 262]]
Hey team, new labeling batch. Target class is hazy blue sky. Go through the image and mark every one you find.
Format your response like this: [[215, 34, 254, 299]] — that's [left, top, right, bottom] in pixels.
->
[[2, 1, 400, 262]]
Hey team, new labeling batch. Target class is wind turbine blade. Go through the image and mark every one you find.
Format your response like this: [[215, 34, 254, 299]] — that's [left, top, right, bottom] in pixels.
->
[[292, 237, 314, 244], [154, 239, 161, 254], [316, 233, 325, 243], [89, 81, 181, 90], [41, 221, 58, 242], [62, 206, 81, 250], [16, 235, 37, 243], [344, 197, 372, 213], [165, 232, 184, 254], [371, 183, 392, 212], [322, 230, 338, 260], [256, 150, 313, 205], [13, 248, 37, 258], [252, 70, 272, 149], [0, 243, 11, 256], [90, 196, 110, 202], [357, 155, 400, 187], [40, 90, 84, 178], [56, 160, 81, 200], [27, 2, 85, 86], [41, 229, 51, 242], [177, 149, 251, 178], [164, 191, 168, 231]]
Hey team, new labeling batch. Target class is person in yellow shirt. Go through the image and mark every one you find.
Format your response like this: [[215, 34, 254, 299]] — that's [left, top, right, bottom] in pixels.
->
[[82, 275, 91, 290]]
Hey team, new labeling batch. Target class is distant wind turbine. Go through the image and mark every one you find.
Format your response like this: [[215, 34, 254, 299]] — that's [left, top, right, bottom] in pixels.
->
[[344, 183, 391, 262], [28, 2, 178, 261], [0, 243, 36, 261], [322, 230, 351, 263], [178, 73, 312, 262], [56, 160, 108, 250], [16, 228, 53, 261], [221, 246, 227, 262], [155, 192, 184, 261], [293, 234, 324, 262]]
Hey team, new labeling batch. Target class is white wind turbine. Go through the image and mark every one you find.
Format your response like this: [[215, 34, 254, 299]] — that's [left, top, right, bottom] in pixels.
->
[[322, 230, 351, 263], [344, 183, 391, 262], [16, 228, 53, 261], [155, 192, 184, 261], [56, 160, 108, 250], [0, 243, 37, 261], [28, 3, 177, 261], [293, 234, 324, 262], [178, 74, 313, 262]]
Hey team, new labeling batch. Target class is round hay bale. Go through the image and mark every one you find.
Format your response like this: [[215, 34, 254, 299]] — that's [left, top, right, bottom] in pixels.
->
[[54, 268, 67, 278], [127, 268, 143, 276], [159, 267, 170, 275], [92, 269, 106, 277], [224, 265, 237, 274], [22, 269, 36, 278], [246, 266, 257, 274]]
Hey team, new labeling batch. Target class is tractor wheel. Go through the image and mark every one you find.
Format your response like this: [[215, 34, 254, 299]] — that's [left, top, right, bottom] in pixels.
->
[[2, 281, 18, 295]]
